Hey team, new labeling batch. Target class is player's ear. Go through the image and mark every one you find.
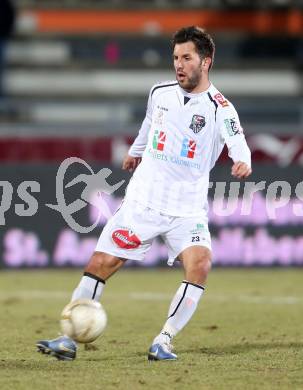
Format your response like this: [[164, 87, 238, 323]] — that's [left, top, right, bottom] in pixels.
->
[[202, 57, 211, 70]]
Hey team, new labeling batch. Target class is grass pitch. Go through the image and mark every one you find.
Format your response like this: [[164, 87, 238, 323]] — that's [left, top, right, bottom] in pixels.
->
[[0, 268, 303, 390]]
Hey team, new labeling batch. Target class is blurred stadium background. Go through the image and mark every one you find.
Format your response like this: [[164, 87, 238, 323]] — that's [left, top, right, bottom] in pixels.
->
[[0, 0, 302, 269]]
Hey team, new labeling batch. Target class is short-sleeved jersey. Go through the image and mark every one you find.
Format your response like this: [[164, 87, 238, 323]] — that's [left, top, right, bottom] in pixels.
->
[[125, 81, 251, 217]]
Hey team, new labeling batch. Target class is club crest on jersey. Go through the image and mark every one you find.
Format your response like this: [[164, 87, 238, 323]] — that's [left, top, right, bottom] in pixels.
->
[[181, 138, 196, 159], [189, 115, 206, 134], [152, 130, 166, 151]]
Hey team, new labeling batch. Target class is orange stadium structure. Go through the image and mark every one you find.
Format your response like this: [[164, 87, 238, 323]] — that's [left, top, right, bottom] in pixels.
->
[[20, 9, 303, 35]]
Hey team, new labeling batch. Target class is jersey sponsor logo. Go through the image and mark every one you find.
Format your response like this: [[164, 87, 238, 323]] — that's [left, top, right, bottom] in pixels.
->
[[224, 118, 243, 136], [112, 228, 141, 249], [189, 115, 206, 134], [152, 130, 166, 151], [214, 93, 229, 107], [181, 138, 196, 159], [148, 148, 201, 169]]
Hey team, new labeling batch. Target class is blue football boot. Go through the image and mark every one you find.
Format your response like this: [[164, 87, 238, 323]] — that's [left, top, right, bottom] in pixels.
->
[[36, 336, 77, 361], [148, 334, 177, 361]]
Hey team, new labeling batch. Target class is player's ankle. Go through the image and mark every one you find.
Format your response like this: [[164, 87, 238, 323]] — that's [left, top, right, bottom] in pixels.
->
[[160, 331, 173, 341], [153, 326, 176, 345], [161, 324, 177, 339]]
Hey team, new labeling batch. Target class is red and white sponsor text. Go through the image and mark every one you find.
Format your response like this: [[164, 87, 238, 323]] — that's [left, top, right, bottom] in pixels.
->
[[112, 228, 141, 249]]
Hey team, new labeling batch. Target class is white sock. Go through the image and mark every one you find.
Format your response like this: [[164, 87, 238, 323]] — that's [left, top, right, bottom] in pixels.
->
[[158, 280, 205, 340], [71, 272, 105, 302]]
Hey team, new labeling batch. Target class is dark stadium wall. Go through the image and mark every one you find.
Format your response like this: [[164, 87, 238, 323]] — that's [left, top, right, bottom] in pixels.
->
[[0, 163, 302, 268]]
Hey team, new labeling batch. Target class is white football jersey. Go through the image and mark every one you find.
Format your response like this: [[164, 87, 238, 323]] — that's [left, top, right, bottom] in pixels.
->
[[125, 81, 251, 217]]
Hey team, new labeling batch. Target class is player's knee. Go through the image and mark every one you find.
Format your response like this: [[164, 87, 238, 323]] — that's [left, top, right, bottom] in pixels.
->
[[194, 254, 211, 278], [86, 251, 121, 273], [182, 247, 212, 284], [95, 252, 120, 267], [187, 249, 212, 283]]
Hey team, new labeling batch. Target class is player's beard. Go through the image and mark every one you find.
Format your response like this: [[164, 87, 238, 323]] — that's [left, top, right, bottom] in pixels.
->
[[177, 65, 203, 92]]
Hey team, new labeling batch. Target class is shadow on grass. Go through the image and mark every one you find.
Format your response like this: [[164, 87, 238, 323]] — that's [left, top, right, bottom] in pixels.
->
[[179, 341, 303, 356], [0, 359, 76, 370], [86, 341, 303, 360], [1, 341, 302, 369]]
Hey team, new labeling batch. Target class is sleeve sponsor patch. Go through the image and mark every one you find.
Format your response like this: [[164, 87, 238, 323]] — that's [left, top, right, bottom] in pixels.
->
[[214, 93, 229, 107], [224, 118, 243, 136]]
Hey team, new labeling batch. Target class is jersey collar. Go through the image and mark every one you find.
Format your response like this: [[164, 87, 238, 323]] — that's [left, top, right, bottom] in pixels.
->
[[177, 83, 215, 99]]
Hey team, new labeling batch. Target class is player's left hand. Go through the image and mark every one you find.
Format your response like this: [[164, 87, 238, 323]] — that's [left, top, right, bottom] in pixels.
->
[[122, 155, 142, 172], [231, 161, 252, 179]]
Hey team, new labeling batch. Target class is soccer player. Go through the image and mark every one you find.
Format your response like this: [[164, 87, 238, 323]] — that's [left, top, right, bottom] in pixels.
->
[[37, 26, 252, 361]]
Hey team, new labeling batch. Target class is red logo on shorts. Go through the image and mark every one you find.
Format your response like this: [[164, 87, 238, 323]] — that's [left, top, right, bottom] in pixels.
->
[[112, 229, 141, 249]]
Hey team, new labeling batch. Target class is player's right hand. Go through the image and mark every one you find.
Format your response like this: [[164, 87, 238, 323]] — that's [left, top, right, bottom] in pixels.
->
[[122, 155, 142, 172]]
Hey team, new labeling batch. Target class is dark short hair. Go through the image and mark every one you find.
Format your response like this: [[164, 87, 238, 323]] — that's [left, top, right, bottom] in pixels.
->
[[172, 26, 215, 69]]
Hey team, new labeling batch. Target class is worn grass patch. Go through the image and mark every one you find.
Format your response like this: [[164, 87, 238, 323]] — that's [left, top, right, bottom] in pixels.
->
[[0, 268, 303, 390]]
